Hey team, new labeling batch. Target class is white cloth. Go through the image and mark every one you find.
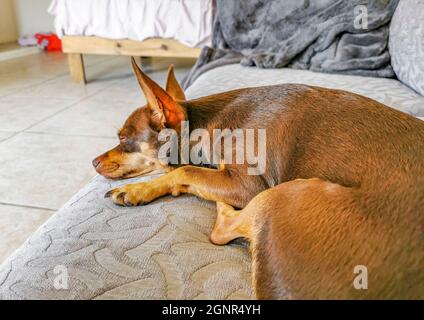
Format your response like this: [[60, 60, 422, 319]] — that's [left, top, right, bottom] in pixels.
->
[[48, 0, 213, 48]]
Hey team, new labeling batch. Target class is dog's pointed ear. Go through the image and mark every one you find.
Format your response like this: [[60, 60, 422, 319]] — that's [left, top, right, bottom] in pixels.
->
[[131, 57, 186, 132], [166, 64, 186, 101]]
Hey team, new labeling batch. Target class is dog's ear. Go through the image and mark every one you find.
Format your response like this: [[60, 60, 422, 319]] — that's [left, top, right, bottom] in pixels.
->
[[131, 57, 186, 132], [166, 65, 186, 101]]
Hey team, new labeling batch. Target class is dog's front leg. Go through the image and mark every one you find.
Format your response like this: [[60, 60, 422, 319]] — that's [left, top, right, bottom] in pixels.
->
[[105, 165, 264, 208], [104, 176, 171, 206]]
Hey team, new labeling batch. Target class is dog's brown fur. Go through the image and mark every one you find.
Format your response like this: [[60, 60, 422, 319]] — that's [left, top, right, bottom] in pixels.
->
[[94, 58, 424, 299]]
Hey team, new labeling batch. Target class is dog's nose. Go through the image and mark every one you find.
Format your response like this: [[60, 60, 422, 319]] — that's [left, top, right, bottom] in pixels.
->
[[92, 158, 101, 168]]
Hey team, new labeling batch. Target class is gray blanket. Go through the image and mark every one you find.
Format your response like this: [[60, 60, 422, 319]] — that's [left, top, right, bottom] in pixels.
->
[[183, 0, 399, 88]]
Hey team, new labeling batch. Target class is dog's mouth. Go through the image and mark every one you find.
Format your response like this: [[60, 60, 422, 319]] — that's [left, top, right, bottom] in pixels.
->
[[95, 161, 161, 180], [120, 170, 145, 179], [95, 162, 120, 175]]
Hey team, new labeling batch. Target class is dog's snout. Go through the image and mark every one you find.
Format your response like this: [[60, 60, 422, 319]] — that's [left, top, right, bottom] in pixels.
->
[[92, 158, 101, 168]]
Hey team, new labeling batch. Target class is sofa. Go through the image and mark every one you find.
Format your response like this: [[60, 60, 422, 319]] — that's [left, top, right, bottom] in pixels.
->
[[0, 0, 423, 299]]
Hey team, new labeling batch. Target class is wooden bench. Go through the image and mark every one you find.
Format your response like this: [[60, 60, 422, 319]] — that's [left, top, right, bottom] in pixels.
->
[[62, 36, 201, 84]]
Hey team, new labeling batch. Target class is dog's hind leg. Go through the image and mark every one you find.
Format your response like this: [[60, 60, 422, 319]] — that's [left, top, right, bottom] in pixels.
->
[[210, 202, 255, 245], [248, 178, 363, 299], [209, 181, 295, 246], [236, 178, 415, 299], [210, 178, 395, 299]]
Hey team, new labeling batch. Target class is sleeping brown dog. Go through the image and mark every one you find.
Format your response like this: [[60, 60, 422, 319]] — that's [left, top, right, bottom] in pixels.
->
[[93, 58, 424, 299]]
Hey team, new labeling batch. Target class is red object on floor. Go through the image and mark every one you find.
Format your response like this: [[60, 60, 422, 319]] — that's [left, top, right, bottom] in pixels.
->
[[35, 33, 62, 51]]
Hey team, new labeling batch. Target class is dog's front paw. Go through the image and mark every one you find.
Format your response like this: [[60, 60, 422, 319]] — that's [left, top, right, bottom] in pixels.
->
[[105, 183, 152, 207]]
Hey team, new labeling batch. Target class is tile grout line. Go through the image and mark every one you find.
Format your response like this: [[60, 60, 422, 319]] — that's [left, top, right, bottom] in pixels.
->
[[22, 130, 116, 140], [0, 60, 184, 144], [0, 98, 89, 145], [0, 76, 57, 99], [19, 79, 121, 134], [0, 59, 126, 144], [0, 55, 121, 99], [16, 56, 129, 132], [0, 95, 99, 145], [0, 201, 57, 212], [0, 84, 131, 145], [0, 132, 20, 144]]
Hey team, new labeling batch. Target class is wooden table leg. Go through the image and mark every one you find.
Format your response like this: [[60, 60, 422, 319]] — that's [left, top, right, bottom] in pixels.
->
[[67, 53, 87, 84]]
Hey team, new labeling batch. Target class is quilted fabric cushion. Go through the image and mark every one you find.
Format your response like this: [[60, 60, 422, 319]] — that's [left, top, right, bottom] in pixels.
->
[[389, 0, 424, 96], [0, 174, 252, 300], [187, 65, 424, 118]]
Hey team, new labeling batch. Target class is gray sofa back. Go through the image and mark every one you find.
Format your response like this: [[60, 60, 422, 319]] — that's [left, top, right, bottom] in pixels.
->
[[390, 0, 424, 96]]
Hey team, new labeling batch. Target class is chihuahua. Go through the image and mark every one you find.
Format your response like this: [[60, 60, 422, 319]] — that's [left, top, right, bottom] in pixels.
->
[[93, 58, 424, 299]]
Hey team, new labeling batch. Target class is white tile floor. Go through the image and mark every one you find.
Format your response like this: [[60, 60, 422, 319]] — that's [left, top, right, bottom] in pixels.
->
[[0, 51, 195, 263]]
